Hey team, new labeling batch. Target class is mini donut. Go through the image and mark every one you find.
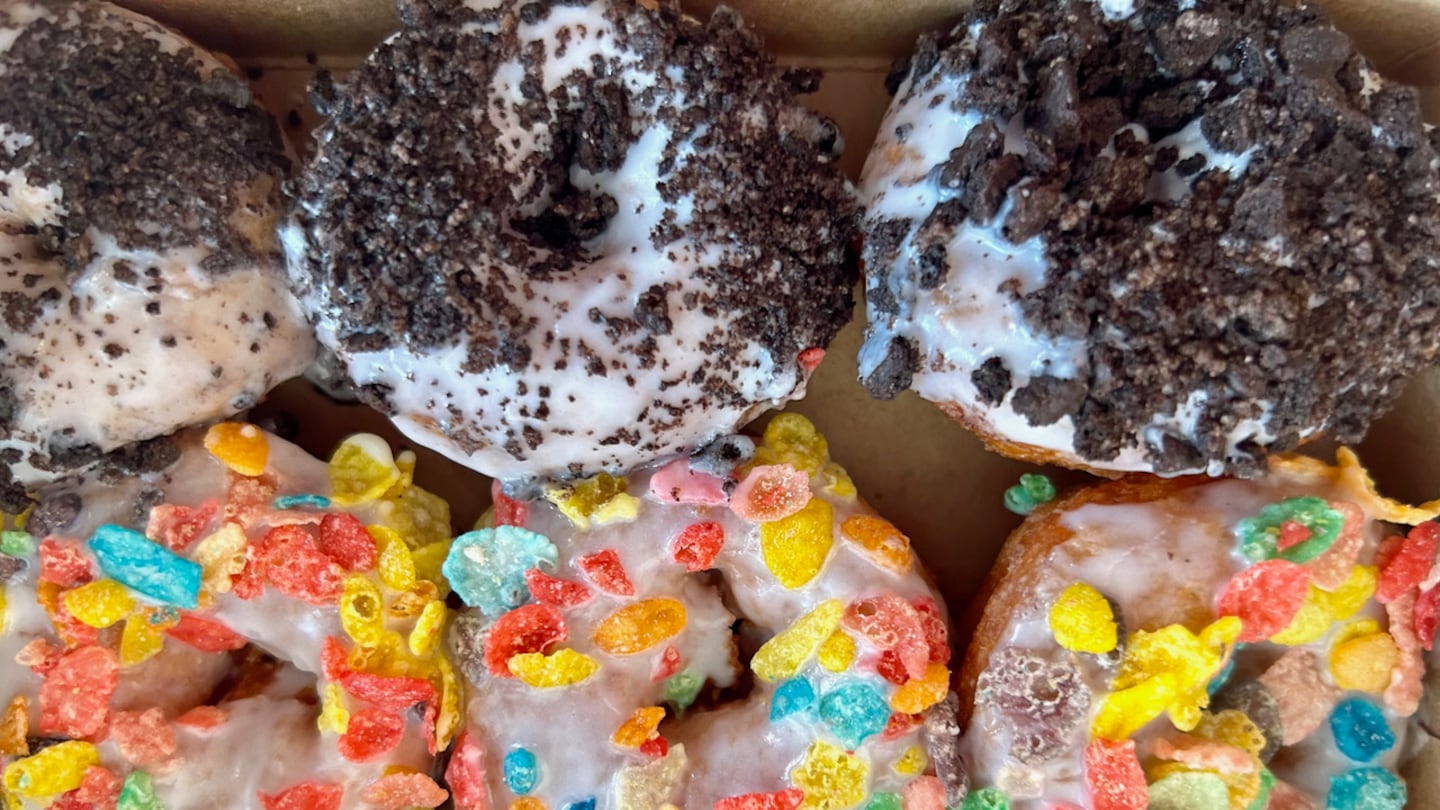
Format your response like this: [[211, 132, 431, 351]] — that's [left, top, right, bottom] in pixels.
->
[[284, 0, 856, 482], [858, 0, 1440, 477], [0, 0, 316, 501], [957, 451, 1440, 809], [1, 424, 461, 809], [440, 414, 962, 809]]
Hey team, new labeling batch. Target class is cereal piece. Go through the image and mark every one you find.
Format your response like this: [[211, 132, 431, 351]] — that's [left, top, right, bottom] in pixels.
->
[[72, 766, 122, 807], [1147, 771, 1229, 810], [752, 600, 843, 682], [204, 422, 269, 476], [1, 530, 34, 556], [361, 772, 448, 810], [1382, 593, 1423, 716], [1216, 560, 1311, 642], [614, 744, 687, 809], [115, 770, 165, 810], [1115, 621, 1235, 732], [523, 568, 591, 608], [648, 459, 727, 506], [913, 598, 950, 665], [1236, 497, 1343, 563], [614, 706, 666, 749], [445, 731, 488, 810], [1326, 768, 1405, 810], [508, 648, 600, 689], [340, 575, 385, 647], [166, 612, 247, 652], [338, 708, 405, 762], [40, 645, 118, 739], [976, 648, 1089, 764], [1209, 680, 1282, 762], [838, 515, 913, 573], [760, 497, 834, 589], [317, 682, 349, 735], [715, 789, 805, 810], [817, 629, 856, 672], [0, 696, 27, 756], [192, 523, 248, 595], [273, 494, 333, 510], [671, 522, 725, 572], [409, 599, 447, 657], [1305, 503, 1365, 589], [328, 435, 402, 507], [921, 693, 967, 805], [593, 598, 686, 656], [771, 677, 816, 721], [751, 413, 827, 475], [664, 672, 703, 711], [483, 604, 567, 677], [40, 539, 92, 587], [62, 580, 134, 629], [1329, 632, 1399, 693], [900, 776, 945, 809], [503, 748, 540, 794], [1003, 474, 1057, 516], [790, 741, 867, 810], [818, 680, 890, 748], [254, 525, 345, 605], [960, 786, 1010, 810], [1323, 565, 1378, 621], [3, 740, 99, 798], [890, 662, 949, 715], [843, 595, 930, 680], [731, 464, 813, 523], [373, 526, 417, 591], [577, 549, 635, 596], [1259, 649, 1343, 744], [145, 501, 218, 552], [338, 669, 437, 713], [653, 646, 682, 681], [319, 513, 378, 572], [109, 708, 176, 767], [1416, 583, 1439, 651], [1093, 674, 1178, 741], [1083, 738, 1146, 810], [1049, 583, 1118, 654], [1329, 698, 1395, 763], [1152, 733, 1254, 774], [175, 705, 228, 731], [443, 527, 558, 617], [862, 793, 901, 810], [1376, 522, 1438, 602], [259, 782, 344, 810], [544, 474, 637, 529], [893, 746, 927, 777]]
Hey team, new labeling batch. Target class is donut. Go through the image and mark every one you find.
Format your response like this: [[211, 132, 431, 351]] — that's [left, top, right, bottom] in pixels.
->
[[0, 0, 316, 501], [956, 451, 1440, 809], [284, 0, 857, 482], [1, 424, 460, 809], [857, 0, 1440, 477], [439, 414, 962, 809]]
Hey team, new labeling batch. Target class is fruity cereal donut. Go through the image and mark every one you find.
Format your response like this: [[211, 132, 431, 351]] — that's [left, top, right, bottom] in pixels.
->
[[285, 0, 856, 482], [957, 451, 1440, 809], [441, 414, 963, 809], [1, 424, 461, 809]]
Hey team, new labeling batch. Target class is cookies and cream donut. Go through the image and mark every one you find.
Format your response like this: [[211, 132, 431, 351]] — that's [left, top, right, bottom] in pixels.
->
[[441, 414, 962, 809], [285, 0, 856, 482], [859, 0, 1440, 477], [1, 424, 459, 809], [0, 0, 316, 502], [957, 451, 1440, 809]]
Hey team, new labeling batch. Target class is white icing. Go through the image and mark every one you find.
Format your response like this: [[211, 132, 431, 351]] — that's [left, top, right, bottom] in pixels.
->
[[1094, 0, 1137, 21]]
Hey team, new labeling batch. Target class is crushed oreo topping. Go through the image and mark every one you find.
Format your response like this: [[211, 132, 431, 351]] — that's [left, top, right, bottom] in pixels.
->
[[863, 0, 1440, 475], [25, 491, 80, 538], [0, 551, 24, 583], [976, 647, 1091, 765]]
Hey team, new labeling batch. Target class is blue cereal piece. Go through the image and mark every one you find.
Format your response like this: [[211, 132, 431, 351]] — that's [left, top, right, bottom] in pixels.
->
[[90, 524, 201, 609], [503, 747, 540, 795], [770, 677, 816, 721], [563, 801, 597, 810], [442, 527, 558, 617], [273, 494, 332, 510], [817, 680, 890, 749], [1330, 699, 1396, 763], [1327, 768, 1406, 810]]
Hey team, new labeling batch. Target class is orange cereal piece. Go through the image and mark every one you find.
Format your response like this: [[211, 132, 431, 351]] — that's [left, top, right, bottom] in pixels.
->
[[360, 772, 448, 810], [613, 706, 666, 749], [174, 706, 228, 731], [1330, 631, 1399, 693], [839, 515, 913, 573], [0, 696, 28, 756], [730, 465, 813, 523], [594, 598, 687, 655], [204, 422, 270, 477]]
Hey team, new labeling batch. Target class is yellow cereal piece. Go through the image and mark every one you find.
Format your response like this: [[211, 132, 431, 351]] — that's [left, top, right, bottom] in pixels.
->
[[119, 615, 165, 666], [1196, 616, 1242, 650], [891, 662, 950, 714], [1049, 583, 1118, 654], [318, 682, 350, 735], [839, 515, 913, 573], [1270, 589, 1333, 646], [62, 580, 134, 629], [755, 413, 828, 475], [894, 746, 928, 776], [1335, 618, 1382, 644], [193, 524, 248, 594], [0, 588, 6, 634], [1330, 632, 1399, 693], [0, 697, 27, 757], [594, 599, 687, 655], [760, 497, 834, 589], [613, 706, 666, 749], [819, 462, 857, 501], [340, 575, 385, 647], [408, 600, 447, 657], [817, 629, 857, 673], [1193, 710, 1267, 757], [791, 740, 868, 810], [2, 741, 98, 798], [509, 649, 600, 689], [434, 655, 461, 750], [1093, 673, 1179, 741], [1115, 622, 1232, 732], [544, 474, 637, 529], [386, 450, 417, 497], [329, 435, 402, 507], [511, 799, 547, 810], [370, 526, 417, 591], [203, 422, 269, 476], [752, 600, 844, 683], [387, 584, 433, 619], [1322, 566, 1378, 621], [375, 485, 452, 550], [410, 542, 452, 597]]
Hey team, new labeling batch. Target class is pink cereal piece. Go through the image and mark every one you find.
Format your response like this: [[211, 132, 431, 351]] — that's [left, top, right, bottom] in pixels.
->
[[843, 595, 930, 680], [39, 539, 92, 587], [1083, 738, 1147, 810], [40, 645, 118, 739], [1216, 559, 1310, 642], [671, 522, 725, 572], [524, 568, 592, 608], [653, 645, 682, 682], [17, 638, 64, 674], [1384, 592, 1424, 716], [1377, 522, 1439, 603], [1258, 649, 1342, 745], [1151, 734, 1255, 775], [1305, 503, 1365, 590], [259, 783, 344, 810], [146, 501, 218, 552], [649, 459, 729, 506], [445, 731, 488, 810], [175, 705, 229, 731], [883, 712, 922, 740], [730, 464, 812, 523], [902, 775, 947, 810], [111, 708, 177, 767], [798, 347, 826, 373], [578, 549, 635, 596], [491, 480, 529, 528], [225, 473, 278, 528], [361, 773, 448, 810], [69, 766, 121, 809], [716, 789, 805, 810], [913, 597, 951, 665]]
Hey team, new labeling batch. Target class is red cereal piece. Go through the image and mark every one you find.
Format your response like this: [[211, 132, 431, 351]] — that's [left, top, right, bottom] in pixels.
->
[[483, 604, 567, 677], [1216, 559, 1311, 642], [913, 597, 951, 664], [491, 479, 529, 528], [876, 650, 908, 686], [39, 539, 92, 587], [1083, 738, 1147, 810], [146, 501, 218, 552], [1277, 520, 1312, 552], [225, 472, 277, 527], [672, 522, 725, 572], [110, 708, 176, 767], [39, 645, 118, 739], [231, 554, 265, 600], [578, 549, 635, 596], [882, 712, 923, 740], [338, 708, 405, 762], [321, 636, 350, 680], [639, 735, 669, 758], [1377, 523, 1439, 603], [524, 568, 592, 608], [445, 731, 489, 810], [318, 513, 378, 572], [843, 595, 930, 679], [49, 596, 100, 648], [798, 347, 826, 373], [259, 782, 345, 810], [339, 671, 437, 713], [360, 773, 448, 810], [166, 613, 247, 652], [175, 706, 229, 731], [902, 776, 947, 810], [652, 645, 682, 682], [1417, 583, 1439, 652], [60, 766, 121, 810], [254, 525, 345, 605], [716, 788, 806, 810]]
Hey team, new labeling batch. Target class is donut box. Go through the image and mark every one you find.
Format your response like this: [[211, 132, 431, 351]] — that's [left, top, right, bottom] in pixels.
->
[[13, 0, 1440, 805]]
